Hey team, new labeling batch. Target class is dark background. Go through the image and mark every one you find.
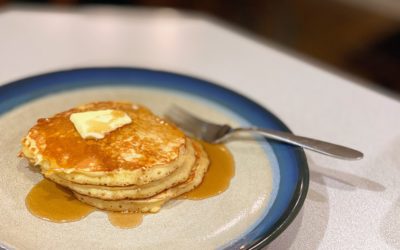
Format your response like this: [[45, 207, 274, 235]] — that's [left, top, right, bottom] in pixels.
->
[[3, 0, 400, 95]]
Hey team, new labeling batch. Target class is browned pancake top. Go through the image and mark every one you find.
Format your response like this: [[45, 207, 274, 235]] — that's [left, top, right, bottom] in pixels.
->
[[24, 102, 186, 172]]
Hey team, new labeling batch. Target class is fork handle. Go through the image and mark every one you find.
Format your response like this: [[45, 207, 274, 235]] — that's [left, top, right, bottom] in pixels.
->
[[231, 127, 363, 160]]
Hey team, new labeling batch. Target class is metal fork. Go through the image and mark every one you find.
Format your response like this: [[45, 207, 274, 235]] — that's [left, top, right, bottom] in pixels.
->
[[165, 106, 363, 160]]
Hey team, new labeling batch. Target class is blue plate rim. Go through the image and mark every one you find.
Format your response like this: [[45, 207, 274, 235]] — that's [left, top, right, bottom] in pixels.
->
[[0, 67, 309, 249]]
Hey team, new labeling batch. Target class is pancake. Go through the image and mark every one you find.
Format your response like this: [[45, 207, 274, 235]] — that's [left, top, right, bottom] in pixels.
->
[[21, 102, 187, 186], [21, 101, 211, 214], [44, 140, 196, 200], [74, 140, 210, 213]]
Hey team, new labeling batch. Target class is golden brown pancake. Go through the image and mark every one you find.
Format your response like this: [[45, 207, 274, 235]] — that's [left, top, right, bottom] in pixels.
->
[[21, 101, 210, 213], [22, 101, 187, 186], [45, 140, 196, 200]]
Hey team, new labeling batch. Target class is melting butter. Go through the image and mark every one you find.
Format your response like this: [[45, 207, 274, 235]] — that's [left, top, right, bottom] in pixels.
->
[[70, 109, 131, 139]]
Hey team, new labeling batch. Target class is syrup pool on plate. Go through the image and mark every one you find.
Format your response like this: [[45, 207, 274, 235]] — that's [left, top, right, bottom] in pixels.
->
[[25, 179, 95, 223], [181, 141, 235, 199]]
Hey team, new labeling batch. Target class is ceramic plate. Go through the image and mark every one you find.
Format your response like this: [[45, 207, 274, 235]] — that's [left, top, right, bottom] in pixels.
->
[[0, 68, 308, 250]]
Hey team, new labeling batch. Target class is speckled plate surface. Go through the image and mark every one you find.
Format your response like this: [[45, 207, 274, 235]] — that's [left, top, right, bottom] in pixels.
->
[[0, 68, 308, 250]]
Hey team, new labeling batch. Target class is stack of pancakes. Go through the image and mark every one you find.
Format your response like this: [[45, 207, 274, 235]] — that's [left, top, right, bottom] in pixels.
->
[[21, 102, 209, 213]]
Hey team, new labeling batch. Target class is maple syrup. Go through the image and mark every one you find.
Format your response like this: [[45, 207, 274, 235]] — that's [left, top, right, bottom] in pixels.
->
[[181, 141, 235, 199], [108, 212, 144, 229], [25, 179, 95, 222], [25, 142, 234, 228]]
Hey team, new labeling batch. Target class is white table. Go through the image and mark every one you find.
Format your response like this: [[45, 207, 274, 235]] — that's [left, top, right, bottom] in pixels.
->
[[1, 6, 399, 250]]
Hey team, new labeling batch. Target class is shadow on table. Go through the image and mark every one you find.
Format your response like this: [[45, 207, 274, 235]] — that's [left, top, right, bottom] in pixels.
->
[[310, 166, 385, 192]]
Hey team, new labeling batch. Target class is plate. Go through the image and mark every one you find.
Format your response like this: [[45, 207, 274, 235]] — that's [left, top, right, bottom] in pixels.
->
[[0, 68, 308, 250]]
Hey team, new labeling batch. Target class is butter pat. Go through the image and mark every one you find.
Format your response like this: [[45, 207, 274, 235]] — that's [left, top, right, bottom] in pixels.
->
[[70, 109, 132, 139]]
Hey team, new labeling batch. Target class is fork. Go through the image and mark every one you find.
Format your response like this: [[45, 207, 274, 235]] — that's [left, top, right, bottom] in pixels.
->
[[165, 106, 363, 160]]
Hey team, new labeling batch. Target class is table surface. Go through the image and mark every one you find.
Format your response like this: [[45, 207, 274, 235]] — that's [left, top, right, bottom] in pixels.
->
[[1, 6, 399, 250]]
